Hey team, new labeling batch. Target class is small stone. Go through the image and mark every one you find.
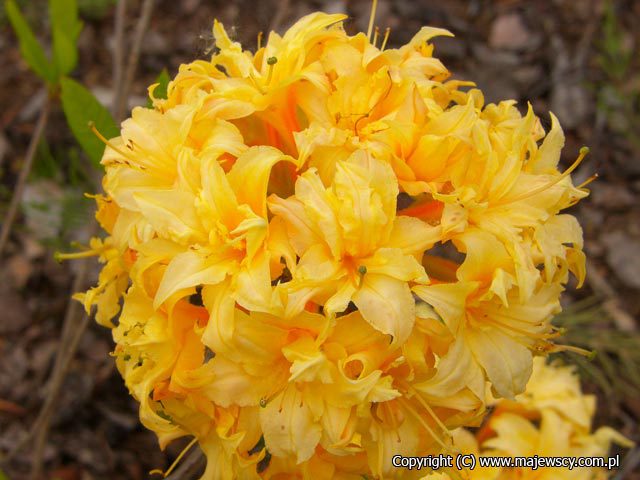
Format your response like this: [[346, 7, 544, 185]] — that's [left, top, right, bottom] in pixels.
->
[[601, 231, 640, 289], [489, 13, 539, 51]]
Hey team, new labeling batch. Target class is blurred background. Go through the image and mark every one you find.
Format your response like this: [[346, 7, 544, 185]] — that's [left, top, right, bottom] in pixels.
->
[[0, 0, 639, 478]]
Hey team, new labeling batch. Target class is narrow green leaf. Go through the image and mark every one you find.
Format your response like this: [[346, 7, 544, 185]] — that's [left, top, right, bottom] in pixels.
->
[[147, 68, 171, 107], [50, 0, 83, 75], [60, 77, 119, 168], [49, 0, 81, 34], [0, 467, 9, 480], [5, 0, 55, 83], [52, 25, 78, 76]]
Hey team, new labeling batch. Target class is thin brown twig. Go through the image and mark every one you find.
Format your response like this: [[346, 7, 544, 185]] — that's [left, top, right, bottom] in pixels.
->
[[29, 313, 92, 480], [0, 96, 50, 259], [2, 0, 156, 472], [20, 1, 157, 475], [0, 243, 93, 466], [112, 0, 128, 119], [116, 0, 156, 120]]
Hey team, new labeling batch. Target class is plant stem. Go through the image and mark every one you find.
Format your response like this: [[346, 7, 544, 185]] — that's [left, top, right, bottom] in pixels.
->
[[112, 0, 128, 119], [116, 0, 155, 120], [0, 97, 50, 259]]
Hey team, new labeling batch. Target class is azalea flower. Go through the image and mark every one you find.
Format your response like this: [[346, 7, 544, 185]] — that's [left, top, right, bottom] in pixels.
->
[[419, 359, 632, 480], [70, 5, 593, 478]]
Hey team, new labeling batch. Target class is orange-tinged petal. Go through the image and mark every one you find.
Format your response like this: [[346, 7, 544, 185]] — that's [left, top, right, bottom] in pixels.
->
[[387, 216, 442, 255]]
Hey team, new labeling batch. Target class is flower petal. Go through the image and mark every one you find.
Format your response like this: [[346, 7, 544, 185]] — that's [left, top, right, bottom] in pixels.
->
[[352, 273, 415, 345], [260, 386, 322, 463], [465, 328, 532, 399]]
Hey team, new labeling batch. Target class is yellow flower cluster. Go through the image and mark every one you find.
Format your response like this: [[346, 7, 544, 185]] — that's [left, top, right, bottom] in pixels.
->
[[421, 358, 632, 480], [77, 11, 593, 479]]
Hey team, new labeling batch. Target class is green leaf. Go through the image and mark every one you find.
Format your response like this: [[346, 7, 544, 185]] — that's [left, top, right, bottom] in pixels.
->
[[50, 0, 83, 76], [147, 68, 170, 107], [52, 25, 78, 77], [5, 0, 55, 83], [0, 466, 9, 480], [60, 77, 119, 168]]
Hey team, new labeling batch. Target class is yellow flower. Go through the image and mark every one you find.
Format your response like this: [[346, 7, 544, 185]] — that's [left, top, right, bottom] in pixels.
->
[[269, 150, 440, 344], [71, 6, 594, 478], [478, 359, 632, 480], [69, 236, 130, 327], [421, 360, 632, 480]]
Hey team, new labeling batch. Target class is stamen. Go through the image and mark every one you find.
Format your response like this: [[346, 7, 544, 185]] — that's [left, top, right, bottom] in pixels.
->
[[381, 27, 391, 50], [367, 0, 378, 41], [549, 343, 595, 359], [54, 248, 102, 262], [353, 71, 393, 137], [150, 437, 198, 478], [481, 317, 558, 340], [88, 121, 137, 166], [249, 71, 266, 94], [372, 26, 380, 47], [496, 147, 590, 206], [399, 398, 448, 450], [403, 382, 451, 439], [383, 401, 401, 443], [266, 56, 278, 85], [259, 383, 285, 408], [353, 112, 369, 137], [257, 31, 263, 50], [577, 172, 599, 189]]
